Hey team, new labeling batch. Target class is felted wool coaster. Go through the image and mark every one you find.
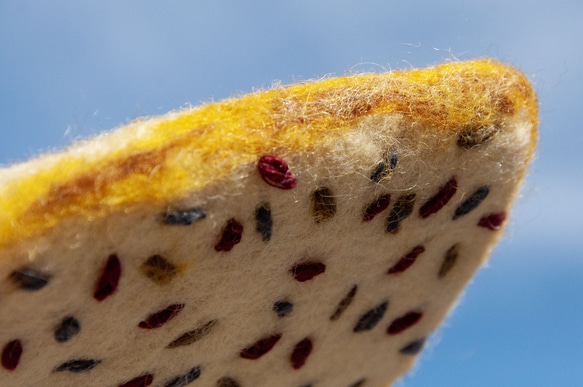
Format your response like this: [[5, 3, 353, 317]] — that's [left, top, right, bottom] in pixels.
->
[[0, 59, 537, 387]]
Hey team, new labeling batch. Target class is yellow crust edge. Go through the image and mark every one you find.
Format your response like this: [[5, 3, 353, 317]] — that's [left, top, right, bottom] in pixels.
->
[[0, 59, 538, 250]]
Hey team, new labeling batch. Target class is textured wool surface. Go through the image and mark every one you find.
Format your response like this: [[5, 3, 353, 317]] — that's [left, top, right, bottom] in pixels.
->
[[0, 60, 537, 387]]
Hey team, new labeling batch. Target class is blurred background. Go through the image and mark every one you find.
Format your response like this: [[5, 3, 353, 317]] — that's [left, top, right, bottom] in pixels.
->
[[0, 1, 581, 386]]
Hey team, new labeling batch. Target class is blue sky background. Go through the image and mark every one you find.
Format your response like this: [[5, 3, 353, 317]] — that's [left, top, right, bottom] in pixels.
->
[[1, 1, 581, 386]]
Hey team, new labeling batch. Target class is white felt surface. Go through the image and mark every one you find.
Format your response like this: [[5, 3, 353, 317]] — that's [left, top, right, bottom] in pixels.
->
[[0, 112, 533, 387]]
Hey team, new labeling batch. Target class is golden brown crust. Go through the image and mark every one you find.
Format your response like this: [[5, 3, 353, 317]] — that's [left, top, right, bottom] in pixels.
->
[[0, 59, 537, 250]]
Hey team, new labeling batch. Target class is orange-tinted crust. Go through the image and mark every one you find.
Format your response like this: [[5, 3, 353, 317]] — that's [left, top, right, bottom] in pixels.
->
[[0, 59, 538, 250]]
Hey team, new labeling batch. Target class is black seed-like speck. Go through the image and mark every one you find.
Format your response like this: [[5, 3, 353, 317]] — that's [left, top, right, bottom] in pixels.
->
[[354, 301, 388, 332], [453, 186, 490, 220], [54, 359, 100, 373], [400, 337, 426, 355], [386, 194, 415, 233], [10, 267, 50, 291], [164, 366, 201, 387], [55, 316, 81, 343], [256, 203, 273, 242], [273, 300, 294, 317], [162, 208, 206, 225], [370, 150, 398, 182]]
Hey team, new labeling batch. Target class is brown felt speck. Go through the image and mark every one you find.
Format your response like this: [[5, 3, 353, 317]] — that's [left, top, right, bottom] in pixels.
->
[[439, 245, 459, 278], [312, 187, 336, 223], [330, 285, 358, 321], [167, 320, 217, 348], [457, 123, 500, 148], [216, 376, 241, 387], [140, 255, 178, 285], [348, 378, 367, 387]]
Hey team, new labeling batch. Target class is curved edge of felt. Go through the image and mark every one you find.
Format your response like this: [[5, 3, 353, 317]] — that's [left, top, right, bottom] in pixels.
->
[[0, 59, 537, 251]]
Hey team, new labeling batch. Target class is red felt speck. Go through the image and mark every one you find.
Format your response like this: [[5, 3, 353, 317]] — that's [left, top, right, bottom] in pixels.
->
[[291, 262, 326, 282], [1, 340, 22, 371], [138, 304, 184, 329], [363, 194, 391, 222], [387, 311, 423, 335], [478, 212, 507, 230], [94, 254, 121, 301], [291, 337, 313, 370], [118, 374, 154, 387], [240, 334, 282, 360], [215, 219, 244, 252], [387, 246, 425, 274], [258, 156, 296, 190], [419, 177, 457, 218]]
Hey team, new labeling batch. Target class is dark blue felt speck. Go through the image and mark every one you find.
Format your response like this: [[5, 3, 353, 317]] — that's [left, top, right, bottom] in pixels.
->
[[400, 337, 426, 355], [10, 267, 50, 291], [54, 359, 100, 373], [55, 316, 81, 343], [162, 208, 206, 225], [273, 300, 294, 317], [354, 301, 388, 332], [164, 366, 201, 387]]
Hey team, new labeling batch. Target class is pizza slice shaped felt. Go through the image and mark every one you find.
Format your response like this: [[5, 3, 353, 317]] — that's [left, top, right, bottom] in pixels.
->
[[0, 60, 537, 387]]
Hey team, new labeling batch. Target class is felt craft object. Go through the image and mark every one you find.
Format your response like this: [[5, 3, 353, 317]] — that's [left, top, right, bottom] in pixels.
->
[[0, 59, 538, 387]]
